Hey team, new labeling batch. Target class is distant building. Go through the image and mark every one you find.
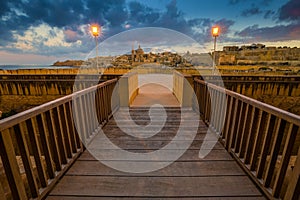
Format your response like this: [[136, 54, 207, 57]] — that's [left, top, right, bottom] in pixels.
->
[[218, 44, 300, 66], [223, 46, 239, 52], [112, 45, 192, 68]]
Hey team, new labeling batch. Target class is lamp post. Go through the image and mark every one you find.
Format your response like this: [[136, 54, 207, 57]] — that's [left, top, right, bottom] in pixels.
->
[[212, 26, 220, 74], [91, 24, 100, 70]]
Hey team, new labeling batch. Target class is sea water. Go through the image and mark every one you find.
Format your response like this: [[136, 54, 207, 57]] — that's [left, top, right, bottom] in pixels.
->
[[0, 65, 75, 70]]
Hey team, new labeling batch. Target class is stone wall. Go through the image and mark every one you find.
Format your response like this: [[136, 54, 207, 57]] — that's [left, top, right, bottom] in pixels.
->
[[1, 69, 300, 118], [217, 47, 300, 66], [0, 95, 64, 114], [0, 71, 123, 118]]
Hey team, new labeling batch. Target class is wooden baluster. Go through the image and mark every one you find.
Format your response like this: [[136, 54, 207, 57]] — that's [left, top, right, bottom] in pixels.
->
[[204, 83, 210, 123], [223, 95, 232, 143], [233, 101, 245, 153], [89, 91, 97, 132], [103, 85, 108, 122], [64, 102, 77, 153], [256, 114, 274, 179], [97, 87, 102, 124], [98, 87, 104, 124], [244, 107, 259, 164], [51, 108, 67, 164], [284, 146, 300, 200], [105, 85, 110, 121], [237, 104, 249, 158], [273, 124, 299, 197], [101, 86, 106, 124], [250, 110, 266, 171], [209, 88, 216, 130], [58, 105, 72, 158], [79, 95, 89, 141], [93, 89, 100, 128], [207, 85, 212, 124], [214, 90, 220, 132], [95, 87, 101, 124], [84, 94, 92, 136], [227, 98, 240, 150], [14, 123, 39, 198], [264, 119, 286, 187], [0, 129, 27, 200], [193, 82, 198, 113], [217, 91, 226, 135], [71, 99, 84, 149], [43, 111, 61, 171], [88, 92, 95, 133], [26, 118, 47, 188], [195, 82, 200, 114], [37, 114, 55, 179], [108, 84, 112, 117], [199, 83, 204, 116]]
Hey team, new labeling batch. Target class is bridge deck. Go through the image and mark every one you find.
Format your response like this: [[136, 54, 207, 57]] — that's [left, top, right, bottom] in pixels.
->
[[47, 86, 265, 199], [47, 113, 264, 199], [131, 83, 180, 107]]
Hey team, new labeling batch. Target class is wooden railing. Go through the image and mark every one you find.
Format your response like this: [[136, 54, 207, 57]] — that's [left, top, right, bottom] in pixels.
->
[[118, 72, 138, 107], [193, 78, 300, 200], [0, 78, 118, 199], [173, 71, 194, 107]]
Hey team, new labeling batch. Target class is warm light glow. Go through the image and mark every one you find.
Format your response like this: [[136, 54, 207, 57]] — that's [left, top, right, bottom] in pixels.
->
[[212, 26, 220, 37], [91, 24, 100, 37]]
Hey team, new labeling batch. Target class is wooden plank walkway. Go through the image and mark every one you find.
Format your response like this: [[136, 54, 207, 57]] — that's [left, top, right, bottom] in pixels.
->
[[47, 109, 265, 199], [131, 83, 180, 107], [47, 87, 265, 199]]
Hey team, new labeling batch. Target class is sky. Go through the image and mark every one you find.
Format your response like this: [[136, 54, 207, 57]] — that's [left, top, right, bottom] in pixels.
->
[[0, 0, 299, 64]]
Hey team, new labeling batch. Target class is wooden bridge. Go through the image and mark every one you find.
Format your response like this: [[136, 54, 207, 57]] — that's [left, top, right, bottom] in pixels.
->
[[0, 72, 299, 199]]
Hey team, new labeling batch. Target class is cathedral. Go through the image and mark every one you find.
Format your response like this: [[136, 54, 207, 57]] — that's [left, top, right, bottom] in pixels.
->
[[131, 44, 145, 63]]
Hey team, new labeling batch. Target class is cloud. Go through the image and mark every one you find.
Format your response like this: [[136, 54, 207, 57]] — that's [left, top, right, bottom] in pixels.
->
[[264, 10, 276, 19], [126, 1, 235, 45], [261, 0, 274, 6], [234, 0, 300, 43], [64, 29, 80, 43], [128, 1, 160, 25], [0, 0, 127, 42], [3, 0, 297, 59], [278, 0, 300, 21], [216, 19, 235, 35], [0, 0, 129, 55], [228, 0, 243, 5], [235, 23, 300, 42], [229, 0, 274, 6], [241, 6, 262, 17]]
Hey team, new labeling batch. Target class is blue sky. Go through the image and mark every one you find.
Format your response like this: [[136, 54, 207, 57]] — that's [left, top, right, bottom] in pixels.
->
[[0, 0, 299, 64]]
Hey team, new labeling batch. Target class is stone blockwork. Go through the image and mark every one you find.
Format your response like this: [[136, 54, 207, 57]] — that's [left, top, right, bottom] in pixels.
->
[[257, 95, 300, 115], [0, 70, 123, 118], [0, 95, 64, 113], [217, 44, 300, 66]]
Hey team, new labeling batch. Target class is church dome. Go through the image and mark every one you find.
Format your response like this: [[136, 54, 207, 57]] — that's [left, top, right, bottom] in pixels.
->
[[136, 45, 144, 54]]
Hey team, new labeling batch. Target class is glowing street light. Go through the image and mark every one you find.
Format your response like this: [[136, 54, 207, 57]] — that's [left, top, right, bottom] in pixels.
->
[[91, 24, 101, 70], [92, 26, 99, 37], [212, 26, 220, 37], [212, 26, 220, 74]]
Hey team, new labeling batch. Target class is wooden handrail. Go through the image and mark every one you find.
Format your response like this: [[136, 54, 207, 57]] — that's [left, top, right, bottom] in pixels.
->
[[194, 78, 300, 125], [0, 78, 118, 199], [0, 78, 117, 131], [193, 77, 300, 200]]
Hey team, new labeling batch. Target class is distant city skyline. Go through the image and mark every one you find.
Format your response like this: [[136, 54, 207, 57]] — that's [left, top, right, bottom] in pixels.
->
[[0, 0, 299, 64]]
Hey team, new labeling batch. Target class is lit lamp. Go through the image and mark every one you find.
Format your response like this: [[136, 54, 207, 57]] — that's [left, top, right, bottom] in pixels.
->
[[91, 24, 101, 70], [212, 26, 220, 74]]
